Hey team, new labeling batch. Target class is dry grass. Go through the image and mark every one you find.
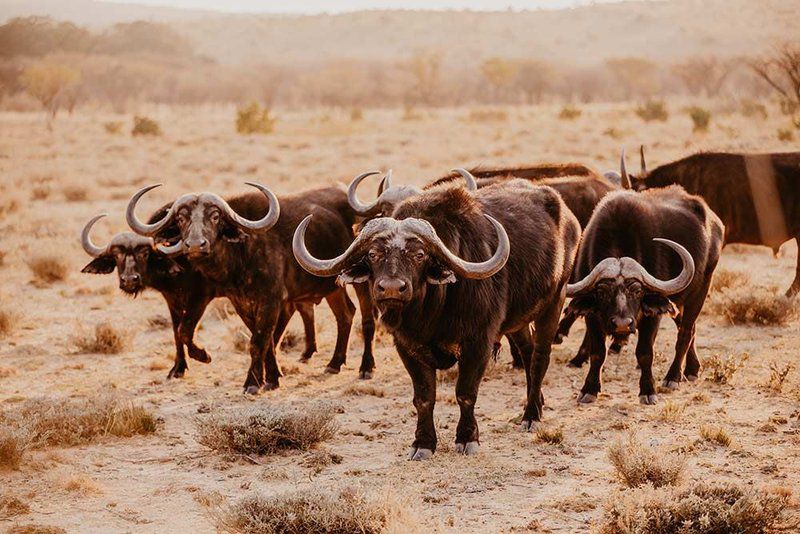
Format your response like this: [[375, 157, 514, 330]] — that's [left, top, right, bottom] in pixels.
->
[[31, 184, 51, 200], [195, 403, 338, 455], [26, 253, 68, 284], [700, 425, 732, 447], [61, 184, 89, 202], [72, 322, 131, 354], [0, 307, 16, 337], [215, 487, 416, 534], [534, 425, 564, 445], [608, 434, 685, 488], [657, 401, 686, 422], [5, 525, 67, 534], [0, 425, 33, 469], [61, 474, 103, 495], [765, 362, 794, 393], [466, 108, 508, 122], [709, 286, 796, 325], [343, 384, 385, 398], [598, 482, 793, 534], [0, 493, 30, 519], [710, 268, 751, 293], [704, 353, 749, 384]]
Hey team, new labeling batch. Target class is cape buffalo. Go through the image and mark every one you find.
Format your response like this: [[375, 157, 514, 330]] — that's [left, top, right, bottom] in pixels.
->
[[623, 147, 800, 296], [560, 184, 724, 404], [294, 175, 580, 458], [126, 183, 375, 393]]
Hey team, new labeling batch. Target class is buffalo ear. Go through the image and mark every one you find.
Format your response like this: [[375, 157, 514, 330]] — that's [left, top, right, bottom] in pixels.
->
[[337, 264, 370, 286], [426, 264, 457, 285], [220, 223, 248, 243], [564, 295, 595, 317], [81, 256, 115, 274], [642, 294, 679, 317]]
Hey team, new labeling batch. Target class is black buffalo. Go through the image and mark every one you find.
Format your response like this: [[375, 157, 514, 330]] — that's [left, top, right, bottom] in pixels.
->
[[126, 183, 375, 393], [560, 184, 724, 404], [294, 176, 580, 459]]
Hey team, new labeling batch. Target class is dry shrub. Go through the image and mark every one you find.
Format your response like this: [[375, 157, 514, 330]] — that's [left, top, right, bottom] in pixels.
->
[[704, 353, 749, 384], [350, 108, 364, 121], [635, 99, 669, 122], [777, 128, 794, 142], [401, 106, 422, 121], [61, 474, 103, 495], [700, 425, 731, 447], [741, 100, 768, 119], [765, 362, 794, 393], [6, 525, 66, 534], [0, 307, 16, 337], [710, 269, 750, 293], [236, 102, 275, 134], [687, 106, 711, 132], [0, 192, 21, 217], [196, 403, 338, 455], [709, 286, 795, 325], [551, 493, 595, 513], [72, 322, 131, 354], [0, 493, 30, 518], [132, 116, 162, 136], [0, 425, 32, 469], [215, 487, 415, 534], [62, 184, 88, 202], [104, 121, 123, 134], [534, 425, 564, 445], [558, 105, 581, 120], [467, 108, 508, 122], [598, 482, 792, 534], [657, 401, 686, 422], [300, 450, 343, 474], [608, 434, 685, 488], [0, 394, 157, 448], [31, 185, 51, 200], [343, 384, 385, 398], [26, 253, 68, 284]]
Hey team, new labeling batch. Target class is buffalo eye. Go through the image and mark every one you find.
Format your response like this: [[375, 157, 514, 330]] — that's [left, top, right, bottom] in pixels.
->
[[413, 251, 426, 262], [209, 211, 220, 224], [135, 248, 150, 261], [367, 250, 381, 262], [176, 213, 187, 226]]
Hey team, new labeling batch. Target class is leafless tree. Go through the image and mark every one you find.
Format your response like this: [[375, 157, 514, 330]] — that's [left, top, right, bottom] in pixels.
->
[[672, 57, 735, 97], [750, 43, 800, 114]]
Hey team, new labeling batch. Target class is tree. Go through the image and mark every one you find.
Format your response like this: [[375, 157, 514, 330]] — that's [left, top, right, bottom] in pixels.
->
[[480, 57, 519, 102], [750, 43, 800, 115], [404, 52, 441, 106], [604, 57, 659, 99], [672, 57, 735, 97], [19, 62, 80, 129], [514, 59, 556, 104]]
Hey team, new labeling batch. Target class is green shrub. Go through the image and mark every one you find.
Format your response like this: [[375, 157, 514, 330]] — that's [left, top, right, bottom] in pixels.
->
[[131, 116, 161, 136], [687, 106, 711, 132], [635, 100, 668, 122], [236, 102, 275, 135]]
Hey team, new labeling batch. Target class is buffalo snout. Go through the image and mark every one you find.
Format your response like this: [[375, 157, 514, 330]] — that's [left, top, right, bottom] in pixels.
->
[[376, 278, 409, 301]]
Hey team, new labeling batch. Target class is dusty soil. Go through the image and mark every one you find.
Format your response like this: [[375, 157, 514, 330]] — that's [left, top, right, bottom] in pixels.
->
[[1, 105, 799, 532]]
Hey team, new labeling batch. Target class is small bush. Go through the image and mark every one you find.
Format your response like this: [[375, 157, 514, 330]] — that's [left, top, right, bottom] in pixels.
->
[[778, 127, 794, 141], [534, 425, 564, 445], [657, 401, 686, 422], [0, 308, 15, 337], [196, 403, 338, 455], [215, 487, 414, 534], [687, 106, 711, 132], [635, 100, 669, 122], [700, 425, 731, 447], [740, 100, 768, 119], [31, 185, 51, 200], [558, 105, 582, 120], [603, 127, 622, 139], [73, 322, 130, 354], [608, 434, 685, 488], [131, 116, 162, 136], [104, 121, 123, 134], [62, 184, 88, 202], [710, 269, 750, 293], [709, 287, 795, 325], [467, 108, 508, 122], [598, 482, 792, 534], [0, 493, 30, 518], [704, 353, 749, 384], [401, 106, 422, 121], [343, 384, 385, 398], [236, 102, 275, 135], [0, 192, 21, 217], [26, 253, 68, 284], [0, 425, 32, 469], [350, 108, 363, 121], [765, 362, 794, 393], [6, 525, 66, 534]]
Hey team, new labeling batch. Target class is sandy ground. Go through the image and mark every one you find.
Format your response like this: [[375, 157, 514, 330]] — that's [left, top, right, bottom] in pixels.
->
[[1, 104, 799, 532]]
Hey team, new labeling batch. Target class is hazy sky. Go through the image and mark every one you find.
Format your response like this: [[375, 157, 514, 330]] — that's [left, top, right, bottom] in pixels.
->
[[102, 0, 614, 14]]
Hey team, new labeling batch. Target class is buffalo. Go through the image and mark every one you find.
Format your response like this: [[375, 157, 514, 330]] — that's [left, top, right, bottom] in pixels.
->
[[559, 181, 724, 404], [621, 148, 800, 296], [126, 183, 375, 393], [294, 174, 580, 458]]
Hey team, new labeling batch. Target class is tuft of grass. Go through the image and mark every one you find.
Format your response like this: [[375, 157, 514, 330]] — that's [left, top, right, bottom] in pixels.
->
[[765, 362, 794, 393], [0, 192, 21, 217], [467, 108, 508, 122], [0, 425, 32, 469], [657, 401, 686, 422], [236, 102, 275, 135], [551, 493, 595, 513], [608, 434, 685, 488], [104, 121, 123, 134], [132, 116, 162, 136], [687, 106, 711, 132], [534, 425, 564, 445], [598, 482, 793, 534], [26, 253, 68, 284], [709, 286, 795, 325], [558, 105, 582, 120], [740, 100, 768, 119], [300, 450, 343, 474], [0, 307, 16, 337], [635, 99, 668, 122], [215, 487, 414, 534], [704, 353, 749, 384], [31, 185, 51, 200], [62, 184, 88, 202], [710, 269, 751, 293], [343, 384, 385, 398], [5, 525, 67, 534], [777, 128, 794, 142], [0, 493, 30, 519], [72, 322, 131, 354], [603, 126, 622, 139], [196, 403, 338, 456], [61, 474, 103, 495], [700, 425, 731, 447], [350, 108, 363, 121], [401, 106, 422, 121]]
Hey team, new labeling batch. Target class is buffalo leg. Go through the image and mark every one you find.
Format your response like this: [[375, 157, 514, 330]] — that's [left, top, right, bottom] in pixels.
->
[[578, 315, 607, 403], [555, 306, 579, 344], [166, 304, 188, 379], [568, 330, 591, 368], [295, 303, 317, 362], [272, 303, 295, 349], [506, 335, 524, 369], [523, 287, 563, 426], [508, 326, 538, 428], [397, 343, 437, 460], [354, 283, 376, 379], [323, 288, 355, 374], [181, 294, 213, 364], [787, 237, 800, 298], [454, 337, 492, 454], [671, 314, 699, 382], [236, 301, 281, 394], [663, 300, 703, 389], [635, 315, 661, 404]]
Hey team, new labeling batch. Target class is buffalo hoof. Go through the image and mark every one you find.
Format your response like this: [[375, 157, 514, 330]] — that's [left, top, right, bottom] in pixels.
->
[[166, 368, 185, 380], [298, 356, 311, 364], [639, 394, 659, 405], [407, 448, 434, 461], [685, 374, 699, 382], [608, 345, 621, 355], [577, 393, 597, 404], [455, 441, 480, 455], [243, 385, 261, 395], [263, 381, 279, 391], [519, 419, 539, 432], [324, 366, 341, 375], [566, 360, 583, 369], [358, 370, 374, 380], [300, 351, 315, 362], [189, 348, 211, 364], [662, 380, 680, 390]]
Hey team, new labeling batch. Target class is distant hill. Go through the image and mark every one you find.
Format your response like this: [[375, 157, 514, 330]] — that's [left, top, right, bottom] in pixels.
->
[[1, 0, 798, 66]]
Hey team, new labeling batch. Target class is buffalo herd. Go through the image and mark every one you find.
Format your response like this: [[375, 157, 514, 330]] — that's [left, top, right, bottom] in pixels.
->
[[81, 148, 799, 460]]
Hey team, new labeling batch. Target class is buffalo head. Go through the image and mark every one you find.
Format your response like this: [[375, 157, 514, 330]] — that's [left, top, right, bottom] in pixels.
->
[[293, 214, 509, 325], [126, 183, 279, 259], [347, 168, 478, 218], [565, 238, 694, 341], [80, 214, 181, 295], [604, 146, 648, 190]]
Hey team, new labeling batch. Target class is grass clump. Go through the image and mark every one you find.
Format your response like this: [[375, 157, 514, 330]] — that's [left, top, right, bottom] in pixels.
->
[[132, 116, 162, 136], [657, 401, 686, 422], [0, 493, 30, 518], [343, 384, 385, 398], [598, 482, 792, 534], [62, 184, 88, 202], [700, 425, 731, 447], [534, 425, 564, 445], [704, 353, 749, 384], [467, 108, 508, 122], [709, 286, 795, 325], [196, 403, 338, 455], [72, 322, 131, 354], [558, 105, 581, 120], [26, 253, 68, 284], [0, 307, 16, 337], [635, 99, 668, 122], [777, 128, 794, 142], [608, 434, 685, 488], [0, 425, 32, 469], [710, 269, 750, 293], [687, 106, 711, 132], [6, 525, 66, 534], [215, 487, 413, 534], [236, 102, 275, 134], [765, 362, 794, 393], [104, 121, 123, 134]]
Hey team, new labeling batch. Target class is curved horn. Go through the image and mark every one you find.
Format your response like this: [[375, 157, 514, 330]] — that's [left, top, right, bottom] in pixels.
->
[[218, 182, 280, 232], [126, 184, 175, 236], [420, 215, 509, 279], [293, 215, 393, 277], [639, 145, 647, 175], [347, 170, 382, 216], [450, 168, 478, 191], [378, 169, 393, 196], [156, 241, 185, 257], [620, 148, 632, 190], [566, 257, 622, 296], [635, 238, 695, 295], [81, 214, 109, 257]]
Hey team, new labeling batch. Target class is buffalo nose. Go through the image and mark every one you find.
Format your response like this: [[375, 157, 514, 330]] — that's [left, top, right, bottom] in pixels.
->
[[612, 317, 633, 334], [186, 239, 208, 252], [377, 279, 407, 298], [122, 274, 140, 283]]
